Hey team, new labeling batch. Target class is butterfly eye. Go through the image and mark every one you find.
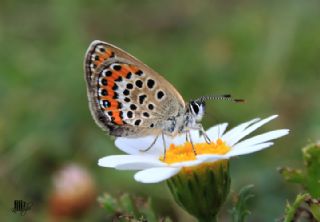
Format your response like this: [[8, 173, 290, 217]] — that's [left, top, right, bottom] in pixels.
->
[[190, 101, 200, 115], [189, 101, 205, 121]]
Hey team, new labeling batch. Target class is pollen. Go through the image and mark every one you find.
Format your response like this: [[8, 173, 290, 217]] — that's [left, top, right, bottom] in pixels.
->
[[160, 139, 231, 164]]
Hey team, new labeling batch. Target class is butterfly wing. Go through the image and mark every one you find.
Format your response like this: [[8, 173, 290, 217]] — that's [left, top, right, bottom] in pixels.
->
[[84, 40, 185, 137]]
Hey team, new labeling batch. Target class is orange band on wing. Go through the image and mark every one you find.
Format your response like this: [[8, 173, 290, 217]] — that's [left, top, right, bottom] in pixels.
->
[[94, 49, 114, 67], [97, 63, 145, 126], [112, 111, 123, 125], [128, 64, 139, 73]]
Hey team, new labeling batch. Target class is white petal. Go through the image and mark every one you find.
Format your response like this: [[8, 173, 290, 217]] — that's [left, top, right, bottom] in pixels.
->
[[232, 129, 289, 150], [196, 154, 228, 163], [206, 123, 228, 141], [225, 142, 274, 157], [189, 129, 202, 142], [115, 160, 166, 170], [169, 159, 203, 168], [115, 135, 173, 156], [222, 118, 260, 145], [191, 130, 208, 144], [188, 130, 205, 143], [172, 133, 188, 145], [98, 155, 137, 167], [229, 115, 278, 146], [170, 130, 203, 145], [98, 155, 163, 170], [134, 167, 180, 183]]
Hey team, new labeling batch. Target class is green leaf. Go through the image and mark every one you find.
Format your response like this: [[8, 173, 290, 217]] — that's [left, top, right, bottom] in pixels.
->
[[279, 142, 320, 198], [278, 167, 304, 183], [119, 193, 137, 216], [283, 193, 309, 222], [308, 198, 320, 221], [230, 184, 255, 222], [97, 193, 119, 213], [137, 198, 158, 222], [97, 192, 172, 221], [302, 143, 320, 197]]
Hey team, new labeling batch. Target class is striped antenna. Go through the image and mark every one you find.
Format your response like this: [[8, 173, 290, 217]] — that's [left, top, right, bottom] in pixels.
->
[[197, 94, 245, 103]]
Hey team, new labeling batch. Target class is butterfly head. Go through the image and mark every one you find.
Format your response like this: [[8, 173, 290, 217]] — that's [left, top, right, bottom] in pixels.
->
[[184, 95, 244, 131], [188, 100, 206, 123]]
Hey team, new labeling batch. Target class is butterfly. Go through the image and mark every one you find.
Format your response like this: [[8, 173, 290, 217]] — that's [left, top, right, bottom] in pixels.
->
[[84, 40, 243, 154]]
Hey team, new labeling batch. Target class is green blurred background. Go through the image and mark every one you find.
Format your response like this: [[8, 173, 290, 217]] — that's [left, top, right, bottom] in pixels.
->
[[1, 0, 319, 221]]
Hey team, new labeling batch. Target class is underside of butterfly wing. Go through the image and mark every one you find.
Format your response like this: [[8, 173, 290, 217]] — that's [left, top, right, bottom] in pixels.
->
[[84, 40, 186, 137]]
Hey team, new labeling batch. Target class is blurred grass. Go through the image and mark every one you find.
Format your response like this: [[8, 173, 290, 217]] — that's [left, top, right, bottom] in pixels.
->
[[0, 0, 320, 221]]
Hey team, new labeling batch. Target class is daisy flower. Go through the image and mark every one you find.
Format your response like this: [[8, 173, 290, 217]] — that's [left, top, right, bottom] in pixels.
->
[[98, 115, 289, 183], [99, 115, 288, 221]]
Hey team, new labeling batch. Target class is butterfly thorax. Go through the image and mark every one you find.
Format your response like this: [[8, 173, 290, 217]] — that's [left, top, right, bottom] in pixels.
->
[[162, 100, 206, 136]]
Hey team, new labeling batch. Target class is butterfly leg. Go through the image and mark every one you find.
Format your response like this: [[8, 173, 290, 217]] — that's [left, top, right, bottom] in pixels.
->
[[200, 127, 211, 144], [161, 131, 167, 160], [186, 130, 197, 155], [139, 134, 160, 152], [185, 132, 189, 142]]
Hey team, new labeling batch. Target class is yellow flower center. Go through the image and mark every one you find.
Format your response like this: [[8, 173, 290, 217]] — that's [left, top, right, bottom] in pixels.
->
[[160, 139, 231, 164]]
